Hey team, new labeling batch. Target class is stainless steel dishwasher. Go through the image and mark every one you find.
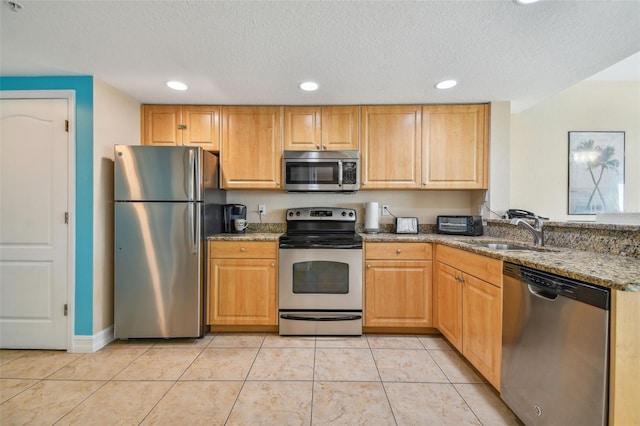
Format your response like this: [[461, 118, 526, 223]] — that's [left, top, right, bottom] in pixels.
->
[[501, 262, 610, 426]]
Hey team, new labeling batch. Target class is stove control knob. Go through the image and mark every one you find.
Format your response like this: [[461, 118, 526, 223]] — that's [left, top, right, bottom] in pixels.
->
[[288, 211, 293, 217], [342, 211, 347, 216], [296, 211, 301, 216], [349, 212, 354, 217]]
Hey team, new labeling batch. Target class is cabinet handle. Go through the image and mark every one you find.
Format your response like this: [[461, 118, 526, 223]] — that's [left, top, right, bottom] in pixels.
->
[[275, 181, 280, 186], [321, 144, 326, 150], [367, 264, 371, 268], [316, 144, 320, 150], [396, 249, 402, 254], [178, 124, 187, 130], [240, 247, 246, 252], [270, 263, 275, 267]]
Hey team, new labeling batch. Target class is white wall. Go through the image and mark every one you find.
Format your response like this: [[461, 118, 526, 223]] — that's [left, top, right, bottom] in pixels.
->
[[93, 79, 140, 333], [510, 81, 639, 221]]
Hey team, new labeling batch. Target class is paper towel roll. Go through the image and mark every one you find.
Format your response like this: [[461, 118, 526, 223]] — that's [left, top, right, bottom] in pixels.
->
[[365, 202, 379, 233]]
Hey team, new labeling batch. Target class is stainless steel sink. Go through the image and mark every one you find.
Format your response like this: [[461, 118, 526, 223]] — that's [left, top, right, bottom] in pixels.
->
[[469, 242, 533, 251], [466, 241, 560, 252]]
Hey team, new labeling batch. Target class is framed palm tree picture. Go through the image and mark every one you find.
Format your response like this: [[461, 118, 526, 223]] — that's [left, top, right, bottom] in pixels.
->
[[568, 131, 625, 215]]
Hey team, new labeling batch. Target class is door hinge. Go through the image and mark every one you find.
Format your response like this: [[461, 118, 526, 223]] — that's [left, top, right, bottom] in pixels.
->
[[64, 212, 69, 224], [65, 120, 69, 132], [64, 304, 68, 316]]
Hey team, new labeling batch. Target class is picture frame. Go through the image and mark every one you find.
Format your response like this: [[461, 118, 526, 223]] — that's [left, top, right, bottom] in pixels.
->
[[568, 131, 625, 215]]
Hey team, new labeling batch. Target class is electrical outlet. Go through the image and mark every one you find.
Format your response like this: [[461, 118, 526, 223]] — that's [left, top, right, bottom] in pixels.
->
[[382, 205, 391, 216], [258, 204, 266, 215]]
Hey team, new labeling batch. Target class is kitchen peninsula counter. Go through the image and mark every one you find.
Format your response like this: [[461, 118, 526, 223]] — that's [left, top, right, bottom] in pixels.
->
[[362, 233, 640, 292]]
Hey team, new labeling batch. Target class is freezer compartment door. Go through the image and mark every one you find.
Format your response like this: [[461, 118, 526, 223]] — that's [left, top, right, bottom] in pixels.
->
[[115, 202, 202, 338], [114, 145, 203, 201]]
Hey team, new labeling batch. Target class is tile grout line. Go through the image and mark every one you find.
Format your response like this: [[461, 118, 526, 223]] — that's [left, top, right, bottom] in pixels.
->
[[136, 343, 209, 425], [222, 332, 267, 425], [367, 334, 400, 426]]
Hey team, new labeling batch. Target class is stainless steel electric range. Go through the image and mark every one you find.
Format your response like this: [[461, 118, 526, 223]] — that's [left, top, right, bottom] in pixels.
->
[[278, 207, 363, 336]]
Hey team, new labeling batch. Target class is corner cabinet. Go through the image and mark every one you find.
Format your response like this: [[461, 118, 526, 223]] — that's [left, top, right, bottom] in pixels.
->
[[283, 106, 359, 151], [422, 104, 489, 189], [221, 106, 282, 189], [364, 242, 433, 328], [434, 244, 502, 390], [207, 241, 278, 326], [141, 105, 221, 151]]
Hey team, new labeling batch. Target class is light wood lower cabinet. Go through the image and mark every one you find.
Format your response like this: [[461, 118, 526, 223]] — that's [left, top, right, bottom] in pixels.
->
[[364, 242, 433, 328], [207, 241, 278, 326], [435, 244, 502, 390]]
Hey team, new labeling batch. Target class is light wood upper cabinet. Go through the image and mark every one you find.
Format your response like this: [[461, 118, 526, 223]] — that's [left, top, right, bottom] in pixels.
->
[[181, 106, 221, 151], [221, 106, 282, 189], [283, 106, 359, 151], [141, 105, 182, 146], [322, 106, 359, 150], [422, 104, 489, 189], [360, 105, 422, 189], [207, 241, 278, 326], [141, 105, 220, 151], [364, 242, 433, 328]]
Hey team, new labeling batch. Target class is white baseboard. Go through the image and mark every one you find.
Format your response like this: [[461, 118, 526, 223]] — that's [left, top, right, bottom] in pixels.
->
[[71, 325, 114, 353]]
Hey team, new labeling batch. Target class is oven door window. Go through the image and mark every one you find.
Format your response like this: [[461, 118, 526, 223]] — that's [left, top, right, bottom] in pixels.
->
[[286, 162, 338, 185], [292, 261, 349, 294]]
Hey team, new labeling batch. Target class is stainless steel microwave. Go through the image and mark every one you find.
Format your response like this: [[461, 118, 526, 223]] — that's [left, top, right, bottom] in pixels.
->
[[283, 150, 360, 192]]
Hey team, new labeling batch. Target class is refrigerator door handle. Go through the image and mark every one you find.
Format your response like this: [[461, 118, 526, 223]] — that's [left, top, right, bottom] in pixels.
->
[[188, 149, 196, 201], [189, 203, 199, 254]]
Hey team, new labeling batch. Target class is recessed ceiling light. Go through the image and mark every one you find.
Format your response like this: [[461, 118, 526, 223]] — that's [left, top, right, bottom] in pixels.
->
[[514, 0, 540, 4], [166, 80, 188, 91], [435, 79, 457, 90], [299, 81, 319, 92]]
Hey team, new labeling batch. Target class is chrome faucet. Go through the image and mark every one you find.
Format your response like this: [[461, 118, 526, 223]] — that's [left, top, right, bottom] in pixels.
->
[[511, 217, 545, 246]]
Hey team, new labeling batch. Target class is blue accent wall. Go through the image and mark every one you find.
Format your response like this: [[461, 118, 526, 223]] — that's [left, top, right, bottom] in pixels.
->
[[0, 76, 94, 336]]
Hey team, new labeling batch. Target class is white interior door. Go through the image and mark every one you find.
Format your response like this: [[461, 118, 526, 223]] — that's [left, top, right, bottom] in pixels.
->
[[0, 98, 70, 349]]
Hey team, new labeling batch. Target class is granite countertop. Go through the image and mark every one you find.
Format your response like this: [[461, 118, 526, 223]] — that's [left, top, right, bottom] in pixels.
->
[[208, 232, 640, 292], [208, 232, 282, 242]]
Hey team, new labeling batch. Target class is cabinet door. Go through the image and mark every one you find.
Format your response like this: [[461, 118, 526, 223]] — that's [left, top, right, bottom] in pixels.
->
[[321, 106, 359, 150], [434, 261, 463, 351], [141, 105, 182, 146], [182, 105, 220, 151], [365, 260, 432, 327], [422, 104, 488, 189], [462, 274, 502, 390], [221, 106, 282, 189], [283, 106, 321, 150], [361, 105, 422, 189], [208, 258, 277, 325]]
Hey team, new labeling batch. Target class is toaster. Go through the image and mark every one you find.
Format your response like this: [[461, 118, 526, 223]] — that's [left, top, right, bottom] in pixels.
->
[[394, 217, 419, 234]]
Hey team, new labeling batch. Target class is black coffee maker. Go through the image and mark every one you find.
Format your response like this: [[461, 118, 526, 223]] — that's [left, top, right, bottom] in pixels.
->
[[223, 204, 248, 234]]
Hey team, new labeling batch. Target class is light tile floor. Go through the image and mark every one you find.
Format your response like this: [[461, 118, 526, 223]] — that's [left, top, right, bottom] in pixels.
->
[[0, 334, 522, 425]]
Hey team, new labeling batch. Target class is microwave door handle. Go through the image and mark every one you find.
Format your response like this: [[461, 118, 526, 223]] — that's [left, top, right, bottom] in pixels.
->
[[338, 160, 343, 187]]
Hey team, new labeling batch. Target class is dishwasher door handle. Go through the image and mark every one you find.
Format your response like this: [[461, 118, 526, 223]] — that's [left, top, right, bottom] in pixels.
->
[[527, 283, 558, 301]]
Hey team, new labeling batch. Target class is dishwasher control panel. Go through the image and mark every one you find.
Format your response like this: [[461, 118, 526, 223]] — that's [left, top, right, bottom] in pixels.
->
[[509, 264, 610, 310]]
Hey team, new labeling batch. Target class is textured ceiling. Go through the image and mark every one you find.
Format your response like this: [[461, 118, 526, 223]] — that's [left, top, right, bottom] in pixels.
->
[[1, 0, 639, 112]]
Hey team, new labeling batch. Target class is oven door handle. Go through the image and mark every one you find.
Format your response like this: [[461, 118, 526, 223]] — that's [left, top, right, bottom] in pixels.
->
[[280, 314, 362, 322]]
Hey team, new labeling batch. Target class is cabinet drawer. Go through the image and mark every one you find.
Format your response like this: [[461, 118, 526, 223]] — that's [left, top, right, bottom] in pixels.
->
[[209, 241, 277, 259], [435, 244, 502, 287], [365, 242, 432, 260]]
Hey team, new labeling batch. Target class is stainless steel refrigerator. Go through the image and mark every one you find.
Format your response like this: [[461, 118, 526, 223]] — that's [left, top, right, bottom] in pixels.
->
[[114, 145, 226, 339]]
